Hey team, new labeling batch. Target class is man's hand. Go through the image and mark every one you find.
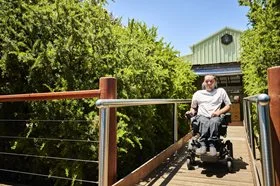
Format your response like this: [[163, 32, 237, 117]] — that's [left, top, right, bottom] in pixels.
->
[[185, 111, 194, 119], [211, 110, 220, 117]]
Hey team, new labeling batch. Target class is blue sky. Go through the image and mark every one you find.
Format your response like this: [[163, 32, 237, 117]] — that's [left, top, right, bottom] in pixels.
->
[[105, 0, 250, 56]]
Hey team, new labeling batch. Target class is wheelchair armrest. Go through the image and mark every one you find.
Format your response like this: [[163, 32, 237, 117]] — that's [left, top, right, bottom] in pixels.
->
[[220, 112, 231, 123]]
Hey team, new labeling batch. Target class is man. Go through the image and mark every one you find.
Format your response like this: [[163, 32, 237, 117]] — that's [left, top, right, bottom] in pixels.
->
[[187, 74, 231, 156]]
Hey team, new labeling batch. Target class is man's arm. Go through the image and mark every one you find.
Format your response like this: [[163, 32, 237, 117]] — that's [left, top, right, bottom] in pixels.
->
[[212, 104, 231, 117], [186, 92, 198, 117], [219, 104, 231, 115], [190, 107, 197, 115], [185, 107, 197, 118]]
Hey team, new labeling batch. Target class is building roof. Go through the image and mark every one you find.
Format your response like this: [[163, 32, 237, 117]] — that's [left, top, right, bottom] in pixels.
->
[[194, 66, 242, 76], [192, 63, 242, 76], [190, 27, 243, 50]]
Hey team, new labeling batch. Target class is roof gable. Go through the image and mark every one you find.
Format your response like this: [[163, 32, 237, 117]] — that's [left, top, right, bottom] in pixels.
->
[[187, 27, 244, 65], [191, 27, 243, 49]]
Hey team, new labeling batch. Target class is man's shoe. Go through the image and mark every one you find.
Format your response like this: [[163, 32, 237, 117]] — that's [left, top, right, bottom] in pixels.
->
[[187, 140, 193, 150], [196, 145, 206, 155], [209, 146, 217, 156]]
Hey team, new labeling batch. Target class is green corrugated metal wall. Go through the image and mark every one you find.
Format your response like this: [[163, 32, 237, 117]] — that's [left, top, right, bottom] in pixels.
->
[[188, 27, 242, 65]]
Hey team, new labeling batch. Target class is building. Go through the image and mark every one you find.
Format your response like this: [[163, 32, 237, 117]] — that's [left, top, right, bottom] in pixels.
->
[[182, 27, 243, 122]]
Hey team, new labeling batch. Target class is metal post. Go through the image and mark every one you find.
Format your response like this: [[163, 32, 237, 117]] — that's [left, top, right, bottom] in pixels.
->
[[98, 107, 110, 186], [257, 94, 275, 186], [244, 100, 248, 136], [173, 103, 178, 143], [243, 100, 249, 138], [246, 101, 256, 158], [99, 77, 117, 185], [249, 101, 256, 159]]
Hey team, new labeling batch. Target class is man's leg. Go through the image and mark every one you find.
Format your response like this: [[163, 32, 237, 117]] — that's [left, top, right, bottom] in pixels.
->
[[209, 117, 221, 141], [208, 117, 222, 156], [197, 115, 210, 141], [195, 115, 210, 155]]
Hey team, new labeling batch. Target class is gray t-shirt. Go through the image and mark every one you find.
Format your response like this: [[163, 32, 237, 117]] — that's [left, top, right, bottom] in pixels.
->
[[191, 88, 231, 118]]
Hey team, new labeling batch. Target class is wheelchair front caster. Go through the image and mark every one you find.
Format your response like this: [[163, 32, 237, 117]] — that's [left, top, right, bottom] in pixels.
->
[[225, 140, 233, 158], [227, 159, 233, 172], [186, 158, 192, 170]]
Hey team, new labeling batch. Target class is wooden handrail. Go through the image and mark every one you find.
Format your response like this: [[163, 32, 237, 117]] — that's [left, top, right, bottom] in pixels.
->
[[0, 90, 101, 102]]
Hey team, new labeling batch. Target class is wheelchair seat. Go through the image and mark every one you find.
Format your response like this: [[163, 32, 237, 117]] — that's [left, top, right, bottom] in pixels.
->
[[186, 110, 231, 138]]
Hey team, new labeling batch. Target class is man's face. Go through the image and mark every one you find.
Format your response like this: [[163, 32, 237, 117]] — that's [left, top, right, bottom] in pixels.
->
[[204, 75, 216, 91]]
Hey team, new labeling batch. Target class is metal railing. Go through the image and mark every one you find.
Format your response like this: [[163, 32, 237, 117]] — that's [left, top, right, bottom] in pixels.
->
[[95, 99, 191, 186], [243, 94, 275, 186], [0, 77, 115, 185]]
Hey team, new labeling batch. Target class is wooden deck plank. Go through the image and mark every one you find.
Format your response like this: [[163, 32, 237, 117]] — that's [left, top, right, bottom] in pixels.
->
[[138, 126, 255, 186]]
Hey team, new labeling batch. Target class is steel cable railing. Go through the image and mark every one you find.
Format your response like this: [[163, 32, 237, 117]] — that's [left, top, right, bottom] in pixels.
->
[[0, 135, 98, 143], [0, 168, 98, 184], [0, 119, 99, 185]]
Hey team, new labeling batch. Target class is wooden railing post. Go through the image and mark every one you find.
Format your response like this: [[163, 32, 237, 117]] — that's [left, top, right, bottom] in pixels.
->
[[268, 66, 280, 186], [99, 77, 117, 186]]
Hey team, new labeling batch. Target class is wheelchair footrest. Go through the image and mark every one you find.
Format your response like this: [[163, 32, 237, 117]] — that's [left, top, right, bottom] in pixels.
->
[[200, 152, 220, 162]]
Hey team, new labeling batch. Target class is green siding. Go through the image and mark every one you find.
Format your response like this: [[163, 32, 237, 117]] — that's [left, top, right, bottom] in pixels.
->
[[186, 27, 242, 65]]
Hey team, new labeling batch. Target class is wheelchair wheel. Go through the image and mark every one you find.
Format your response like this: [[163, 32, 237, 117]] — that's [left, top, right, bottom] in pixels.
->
[[226, 140, 233, 158], [227, 159, 233, 172]]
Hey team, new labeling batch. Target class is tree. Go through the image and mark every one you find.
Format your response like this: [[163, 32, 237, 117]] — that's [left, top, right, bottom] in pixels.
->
[[110, 19, 196, 177], [0, 0, 196, 184], [0, 0, 118, 185], [239, 0, 280, 179], [239, 0, 280, 95]]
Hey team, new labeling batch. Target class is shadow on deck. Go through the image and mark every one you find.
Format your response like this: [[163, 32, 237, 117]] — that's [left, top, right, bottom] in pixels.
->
[[137, 126, 256, 186]]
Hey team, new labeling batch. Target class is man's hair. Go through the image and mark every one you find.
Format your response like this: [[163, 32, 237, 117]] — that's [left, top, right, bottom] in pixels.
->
[[204, 74, 217, 81], [203, 74, 217, 89]]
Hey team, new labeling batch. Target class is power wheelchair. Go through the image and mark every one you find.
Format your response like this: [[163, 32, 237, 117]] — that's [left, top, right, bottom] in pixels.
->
[[185, 111, 234, 172]]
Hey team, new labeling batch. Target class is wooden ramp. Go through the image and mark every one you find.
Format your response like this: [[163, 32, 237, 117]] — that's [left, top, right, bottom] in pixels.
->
[[137, 126, 256, 186]]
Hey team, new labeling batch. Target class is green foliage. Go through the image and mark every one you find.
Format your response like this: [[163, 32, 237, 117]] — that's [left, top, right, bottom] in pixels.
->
[[0, 0, 113, 184], [0, 0, 196, 184], [109, 19, 196, 177], [240, 0, 280, 95], [239, 0, 280, 149]]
